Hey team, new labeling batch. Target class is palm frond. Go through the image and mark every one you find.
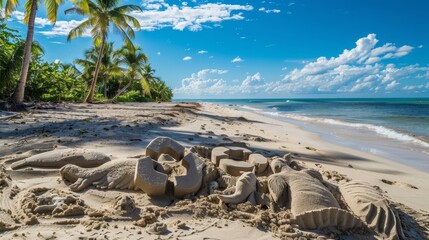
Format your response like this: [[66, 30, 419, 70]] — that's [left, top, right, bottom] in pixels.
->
[[70, 0, 89, 13], [64, 7, 84, 15], [23, 0, 34, 24], [4, 0, 19, 17], [113, 4, 141, 13], [44, 0, 63, 22], [67, 18, 94, 40], [140, 76, 151, 96]]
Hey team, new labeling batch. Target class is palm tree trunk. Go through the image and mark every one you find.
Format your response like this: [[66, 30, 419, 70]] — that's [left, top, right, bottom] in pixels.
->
[[85, 36, 106, 103], [11, 0, 38, 106], [104, 75, 108, 98], [111, 79, 134, 102]]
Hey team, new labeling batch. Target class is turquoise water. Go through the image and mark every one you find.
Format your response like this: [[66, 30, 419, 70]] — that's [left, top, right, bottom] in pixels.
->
[[175, 98, 429, 171], [177, 98, 429, 139]]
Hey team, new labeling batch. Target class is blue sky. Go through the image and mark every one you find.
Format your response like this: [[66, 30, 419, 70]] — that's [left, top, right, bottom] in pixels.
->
[[4, 0, 429, 99]]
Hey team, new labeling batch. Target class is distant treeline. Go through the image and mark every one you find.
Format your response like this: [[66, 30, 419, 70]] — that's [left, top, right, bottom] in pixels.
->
[[1, 19, 172, 104]]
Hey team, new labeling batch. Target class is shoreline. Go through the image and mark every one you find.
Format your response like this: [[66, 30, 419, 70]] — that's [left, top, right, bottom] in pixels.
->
[[194, 102, 429, 211], [201, 101, 429, 173], [1, 102, 428, 239]]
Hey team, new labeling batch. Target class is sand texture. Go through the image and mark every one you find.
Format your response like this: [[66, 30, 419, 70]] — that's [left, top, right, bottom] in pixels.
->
[[0, 102, 428, 239], [340, 181, 405, 239], [9, 148, 111, 170], [60, 158, 137, 191]]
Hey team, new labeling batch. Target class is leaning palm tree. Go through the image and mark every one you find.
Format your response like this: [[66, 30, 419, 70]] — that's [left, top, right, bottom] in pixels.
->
[[75, 42, 123, 98], [1, 0, 65, 108], [66, 0, 142, 103], [111, 42, 148, 101]]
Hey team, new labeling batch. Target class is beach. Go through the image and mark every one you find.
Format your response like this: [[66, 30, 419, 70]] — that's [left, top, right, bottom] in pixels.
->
[[0, 102, 428, 239]]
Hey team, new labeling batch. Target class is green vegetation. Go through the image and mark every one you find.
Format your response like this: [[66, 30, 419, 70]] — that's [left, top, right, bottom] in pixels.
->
[[0, 4, 173, 108], [66, 0, 142, 103], [1, 0, 65, 106]]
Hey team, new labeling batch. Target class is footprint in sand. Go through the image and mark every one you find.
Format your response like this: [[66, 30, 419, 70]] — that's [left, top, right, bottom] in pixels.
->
[[381, 179, 418, 189]]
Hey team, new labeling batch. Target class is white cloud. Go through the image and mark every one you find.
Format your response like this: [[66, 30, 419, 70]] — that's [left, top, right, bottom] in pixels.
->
[[198, 50, 208, 54], [12, 11, 85, 37], [11, 2, 253, 36], [231, 56, 243, 63], [267, 34, 426, 94], [183, 56, 192, 61], [173, 70, 270, 96], [143, 0, 169, 10], [174, 69, 228, 96], [258, 7, 281, 13], [402, 83, 429, 91], [174, 34, 428, 97], [385, 80, 399, 90], [132, 1, 253, 31], [240, 72, 264, 93], [281, 67, 288, 71], [39, 19, 86, 36], [13, 10, 55, 28]]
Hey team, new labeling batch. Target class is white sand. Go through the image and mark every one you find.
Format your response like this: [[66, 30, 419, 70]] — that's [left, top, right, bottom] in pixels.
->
[[0, 102, 428, 239]]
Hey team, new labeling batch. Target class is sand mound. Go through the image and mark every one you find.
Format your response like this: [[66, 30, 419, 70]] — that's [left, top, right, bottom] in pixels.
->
[[20, 188, 87, 218]]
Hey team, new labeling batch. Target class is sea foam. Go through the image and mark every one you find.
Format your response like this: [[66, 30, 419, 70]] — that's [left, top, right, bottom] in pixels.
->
[[281, 114, 429, 148]]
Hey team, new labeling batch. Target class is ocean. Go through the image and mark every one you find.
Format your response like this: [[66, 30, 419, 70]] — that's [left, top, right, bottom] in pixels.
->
[[175, 98, 429, 172]]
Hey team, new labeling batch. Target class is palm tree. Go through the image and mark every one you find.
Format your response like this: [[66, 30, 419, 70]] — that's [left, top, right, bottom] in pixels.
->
[[150, 79, 173, 101], [66, 0, 142, 103], [0, 41, 43, 96], [75, 42, 123, 98], [1, 0, 65, 108], [111, 42, 148, 101]]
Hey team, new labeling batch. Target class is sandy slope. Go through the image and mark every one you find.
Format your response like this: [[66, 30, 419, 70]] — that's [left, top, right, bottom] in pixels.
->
[[0, 102, 428, 239]]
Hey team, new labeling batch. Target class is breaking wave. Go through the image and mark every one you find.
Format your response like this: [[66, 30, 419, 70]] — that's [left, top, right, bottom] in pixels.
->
[[280, 113, 429, 148]]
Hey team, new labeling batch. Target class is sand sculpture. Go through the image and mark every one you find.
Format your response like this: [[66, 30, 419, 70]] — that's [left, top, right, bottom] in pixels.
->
[[217, 172, 257, 204], [0, 146, 58, 162], [267, 158, 363, 230], [270, 155, 292, 173], [60, 137, 207, 198], [173, 153, 205, 197], [218, 159, 254, 176], [60, 159, 137, 192], [248, 153, 269, 174], [134, 156, 168, 196], [5, 136, 409, 237], [340, 181, 405, 240], [211, 146, 268, 176], [9, 148, 111, 170], [146, 137, 185, 161]]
